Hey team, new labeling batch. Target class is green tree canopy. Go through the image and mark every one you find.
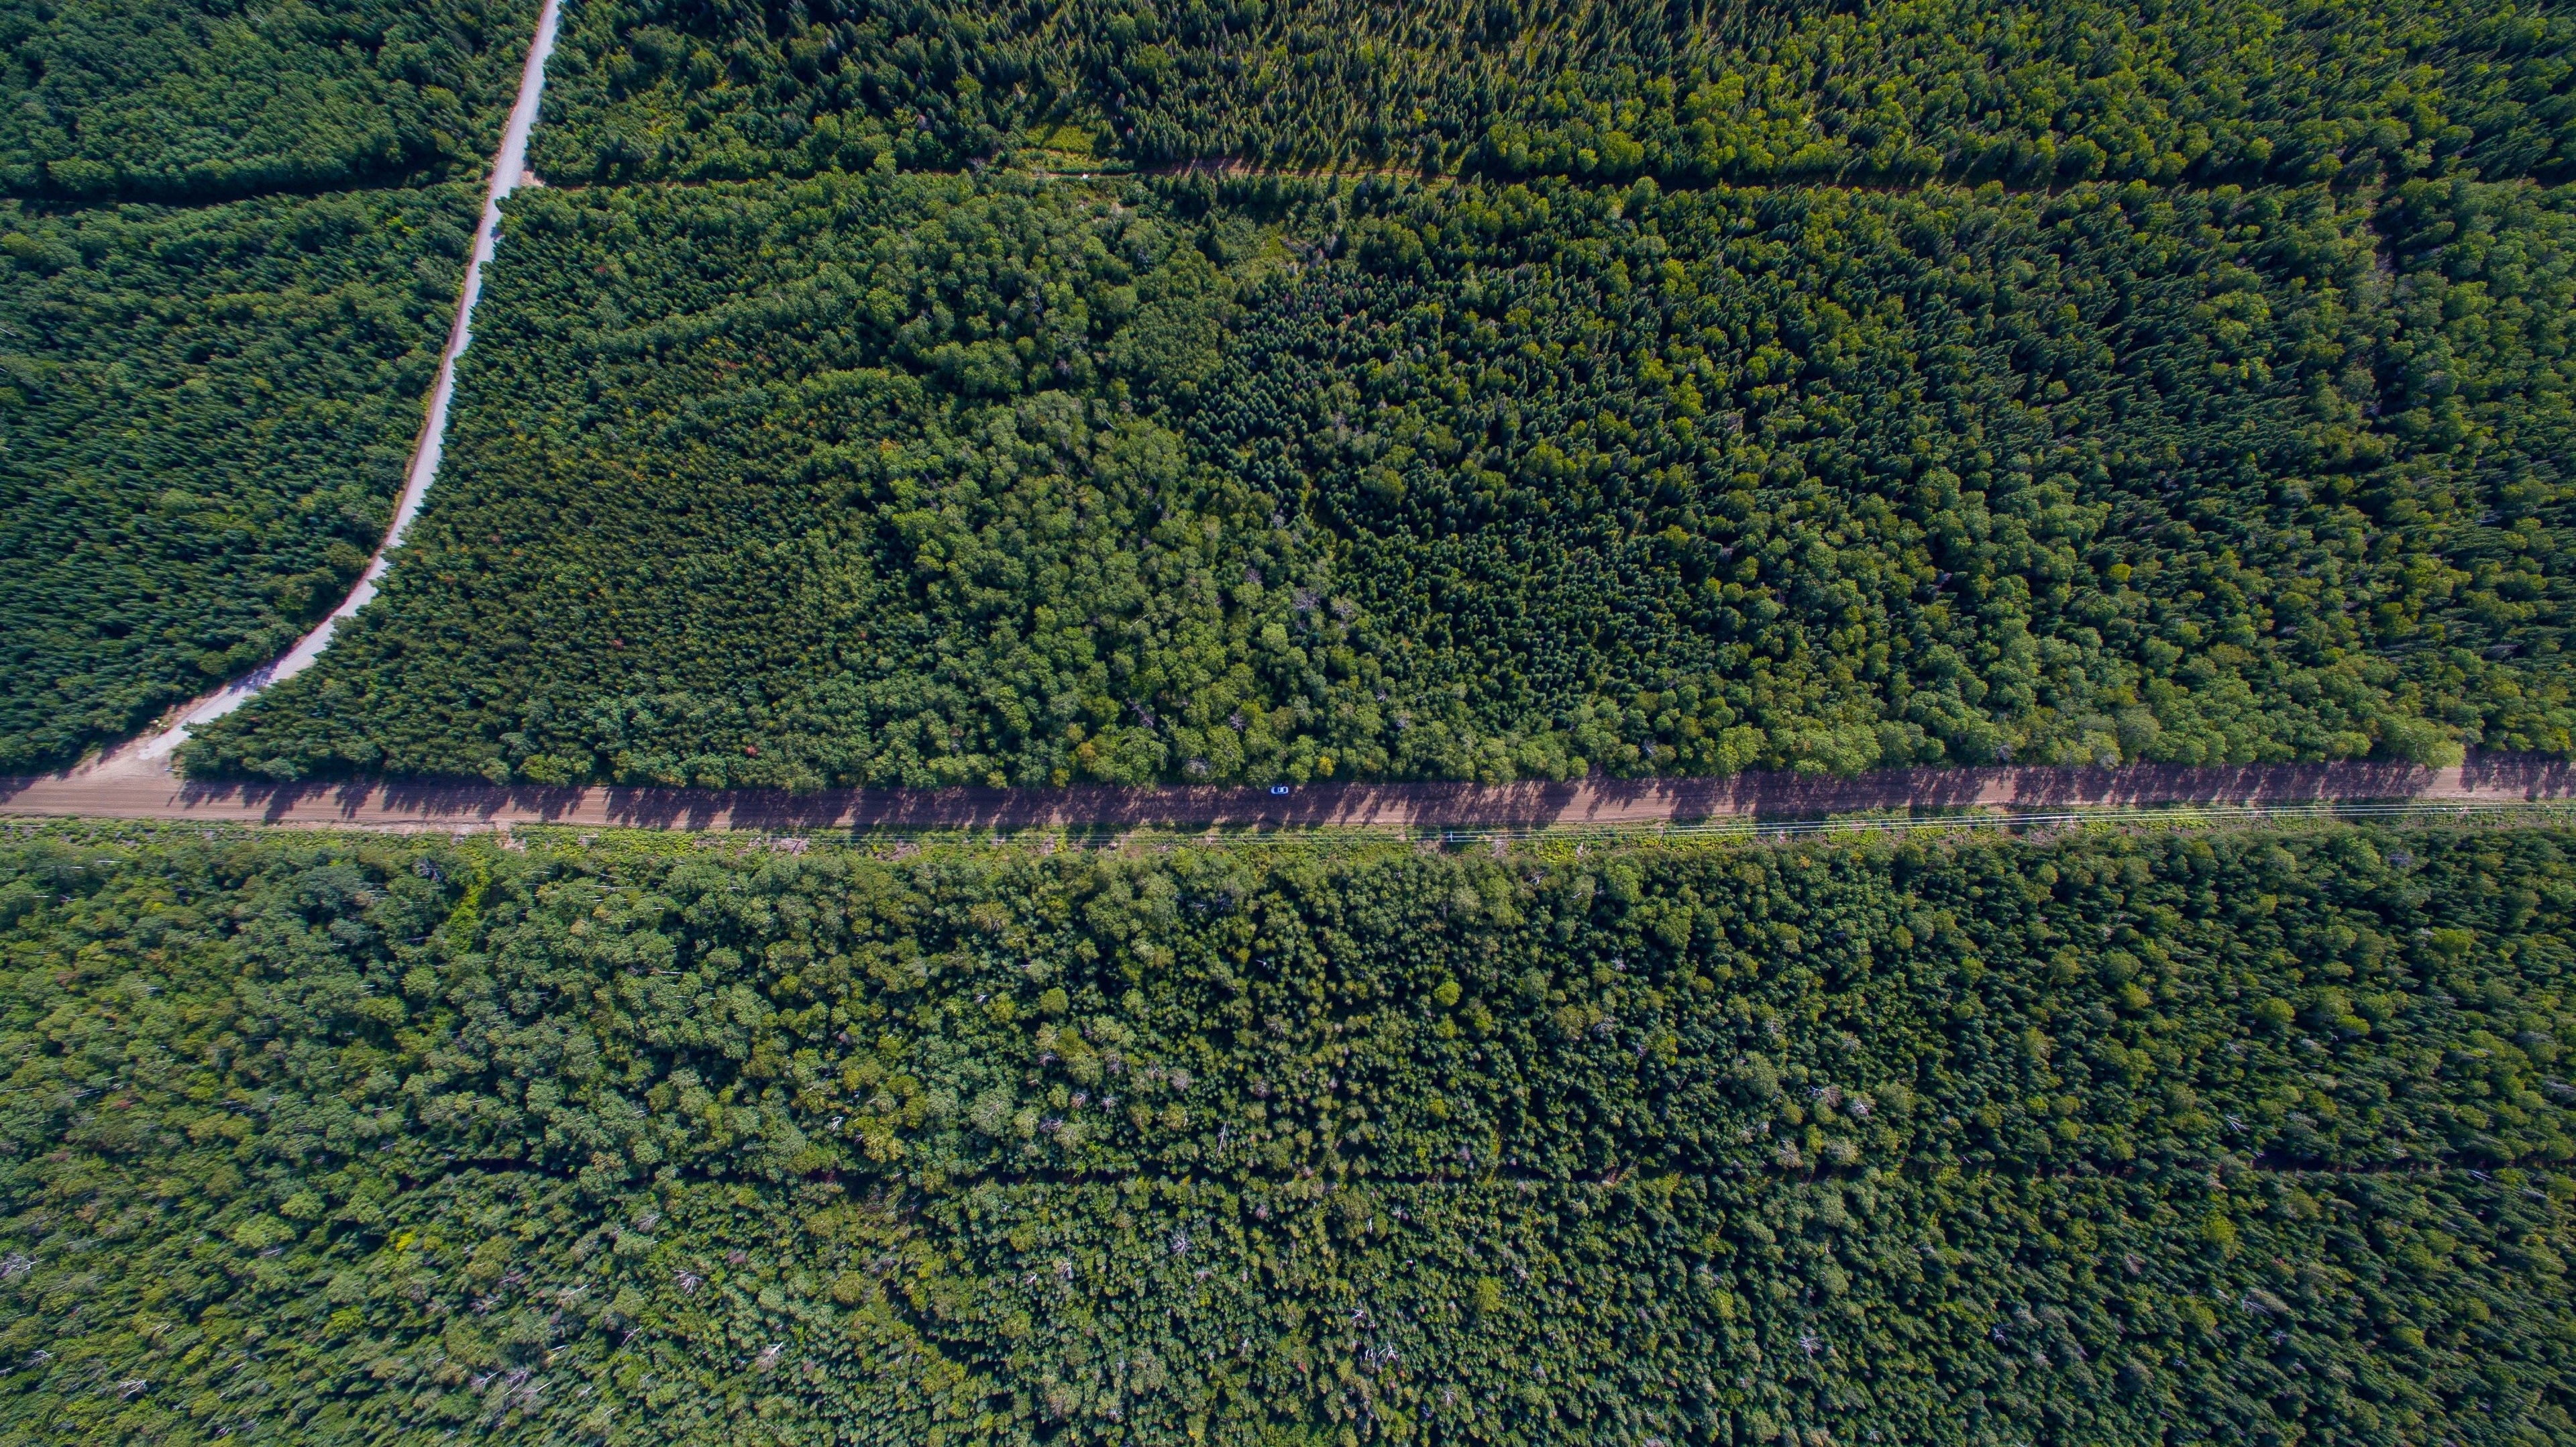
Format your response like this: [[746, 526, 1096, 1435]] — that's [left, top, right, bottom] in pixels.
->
[[1, 0, 539, 201], [1, 821, 2569, 1441], [0, 188, 478, 771], [531, 0, 2575, 189]]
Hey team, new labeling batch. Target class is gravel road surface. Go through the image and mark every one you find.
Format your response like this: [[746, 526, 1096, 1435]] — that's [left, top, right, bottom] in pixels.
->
[[5, 756, 2570, 834]]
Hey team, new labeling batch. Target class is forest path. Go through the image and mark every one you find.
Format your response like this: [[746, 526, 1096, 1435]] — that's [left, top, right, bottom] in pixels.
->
[[78, 0, 564, 774], [5, 755, 2571, 836]]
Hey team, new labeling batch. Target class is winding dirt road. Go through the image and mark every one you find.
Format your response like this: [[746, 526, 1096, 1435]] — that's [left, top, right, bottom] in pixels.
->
[[117, 0, 564, 765], [4, 755, 2571, 835]]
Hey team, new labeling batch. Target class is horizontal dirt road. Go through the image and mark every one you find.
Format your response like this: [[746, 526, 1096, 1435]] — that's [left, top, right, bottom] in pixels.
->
[[4, 755, 2573, 835]]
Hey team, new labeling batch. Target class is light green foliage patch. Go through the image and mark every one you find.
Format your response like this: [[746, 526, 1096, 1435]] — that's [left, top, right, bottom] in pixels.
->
[[531, 0, 2573, 190], [1, 822, 2571, 1442]]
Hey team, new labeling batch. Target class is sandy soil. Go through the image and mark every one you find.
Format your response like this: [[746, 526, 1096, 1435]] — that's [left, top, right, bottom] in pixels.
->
[[5, 755, 2570, 835]]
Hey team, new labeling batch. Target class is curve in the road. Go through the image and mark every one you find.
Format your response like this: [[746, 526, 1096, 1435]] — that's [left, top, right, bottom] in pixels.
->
[[111, 0, 564, 766], [5, 757, 2573, 835]]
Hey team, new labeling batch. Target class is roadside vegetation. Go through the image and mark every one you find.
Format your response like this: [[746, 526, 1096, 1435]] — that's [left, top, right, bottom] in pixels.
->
[[186, 169, 2576, 787], [2, 820, 2570, 1442]]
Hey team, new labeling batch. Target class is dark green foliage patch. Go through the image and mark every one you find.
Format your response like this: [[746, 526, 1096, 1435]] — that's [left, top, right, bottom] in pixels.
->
[[0, 188, 477, 770], [0, 0, 539, 201]]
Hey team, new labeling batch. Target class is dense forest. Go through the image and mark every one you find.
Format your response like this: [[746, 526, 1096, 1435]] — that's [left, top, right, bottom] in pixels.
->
[[0, 0, 539, 202], [3, 820, 2571, 1442], [0, 187, 478, 773], [26, 7, 2576, 1447], [187, 169, 2576, 787], [531, 0, 2575, 188]]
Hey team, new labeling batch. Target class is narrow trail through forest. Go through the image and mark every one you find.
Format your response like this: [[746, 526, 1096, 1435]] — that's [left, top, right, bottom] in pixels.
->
[[85, 0, 564, 773], [6, 755, 2573, 836]]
